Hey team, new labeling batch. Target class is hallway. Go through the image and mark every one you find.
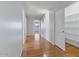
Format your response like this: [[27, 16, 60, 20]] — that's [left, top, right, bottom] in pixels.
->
[[21, 1, 79, 57], [0, 1, 79, 57]]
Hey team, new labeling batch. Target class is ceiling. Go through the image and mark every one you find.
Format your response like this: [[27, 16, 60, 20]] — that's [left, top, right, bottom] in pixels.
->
[[23, 1, 76, 19]]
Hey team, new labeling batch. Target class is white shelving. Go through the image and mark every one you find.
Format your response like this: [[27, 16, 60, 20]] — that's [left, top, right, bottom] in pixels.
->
[[65, 2, 79, 35]]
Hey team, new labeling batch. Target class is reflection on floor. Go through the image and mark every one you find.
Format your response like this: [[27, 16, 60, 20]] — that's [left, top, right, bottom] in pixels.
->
[[21, 35, 71, 57], [21, 35, 79, 57]]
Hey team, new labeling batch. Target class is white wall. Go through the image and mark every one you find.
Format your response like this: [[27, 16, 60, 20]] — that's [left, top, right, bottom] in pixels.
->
[[42, 11, 55, 45], [0, 2, 23, 57], [22, 9, 27, 44], [49, 11, 55, 44], [27, 17, 34, 35], [43, 11, 50, 41], [41, 19, 46, 38], [55, 9, 65, 50]]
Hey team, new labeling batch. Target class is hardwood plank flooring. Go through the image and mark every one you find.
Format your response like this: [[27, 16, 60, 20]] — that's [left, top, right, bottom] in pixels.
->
[[21, 35, 79, 57], [65, 43, 79, 57]]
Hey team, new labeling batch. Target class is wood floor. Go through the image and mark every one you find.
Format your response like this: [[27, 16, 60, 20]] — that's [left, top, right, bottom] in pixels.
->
[[21, 35, 79, 57], [65, 43, 79, 57]]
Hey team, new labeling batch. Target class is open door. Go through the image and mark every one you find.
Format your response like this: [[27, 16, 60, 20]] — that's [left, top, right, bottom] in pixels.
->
[[55, 9, 65, 51]]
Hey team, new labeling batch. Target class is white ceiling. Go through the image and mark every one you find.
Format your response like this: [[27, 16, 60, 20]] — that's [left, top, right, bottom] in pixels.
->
[[24, 1, 76, 19]]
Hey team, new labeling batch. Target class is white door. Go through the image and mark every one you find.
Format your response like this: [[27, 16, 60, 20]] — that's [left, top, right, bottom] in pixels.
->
[[55, 9, 65, 50]]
